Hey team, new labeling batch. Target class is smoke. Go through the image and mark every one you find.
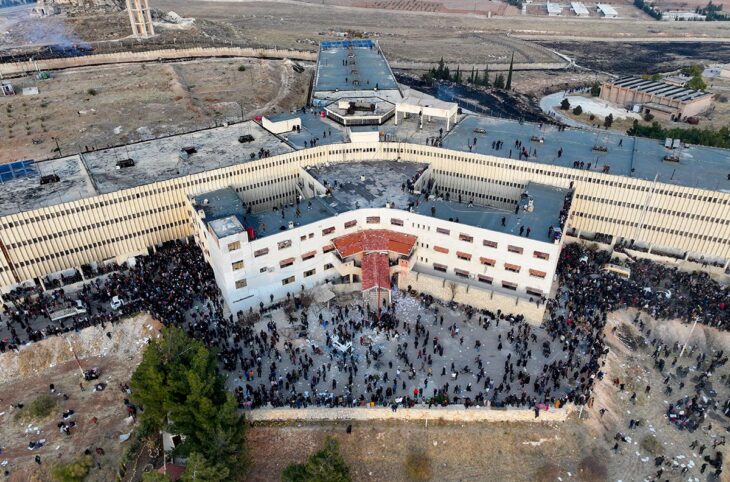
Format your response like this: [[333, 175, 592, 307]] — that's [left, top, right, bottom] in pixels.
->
[[0, 2, 85, 49]]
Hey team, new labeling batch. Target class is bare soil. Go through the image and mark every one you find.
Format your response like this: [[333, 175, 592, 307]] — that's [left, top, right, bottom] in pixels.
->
[[0, 314, 161, 482], [0, 57, 311, 164]]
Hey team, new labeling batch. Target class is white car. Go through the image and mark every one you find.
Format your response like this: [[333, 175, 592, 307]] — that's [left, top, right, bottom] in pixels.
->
[[110, 296, 124, 310]]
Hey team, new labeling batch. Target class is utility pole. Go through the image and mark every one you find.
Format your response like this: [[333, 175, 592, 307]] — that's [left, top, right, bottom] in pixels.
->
[[52, 136, 62, 158]]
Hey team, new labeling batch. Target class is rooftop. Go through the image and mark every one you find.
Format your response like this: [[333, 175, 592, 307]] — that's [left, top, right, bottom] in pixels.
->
[[191, 187, 248, 239], [443, 115, 730, 192], [413, 182, 569, 244], [83, 121, 292, 194], [277, 111, 347, 149], [608, 76, 711, 102], [314, 39, 399, 94]]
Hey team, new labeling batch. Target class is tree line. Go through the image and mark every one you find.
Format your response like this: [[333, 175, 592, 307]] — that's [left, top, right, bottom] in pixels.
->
[[422, 53, 515, 90]]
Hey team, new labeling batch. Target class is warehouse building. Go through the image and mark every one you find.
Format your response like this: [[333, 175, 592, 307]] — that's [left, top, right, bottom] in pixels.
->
[[600, 76, 713, 120]]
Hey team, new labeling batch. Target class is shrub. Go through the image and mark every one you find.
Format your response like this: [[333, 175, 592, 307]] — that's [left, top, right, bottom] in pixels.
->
[[16, 393, 57, 422], [640, 435, 665, 456], [404, 451, 433, 481], [560, 98, 570, 110], [51, 455, 93, 482], [572, 105, 583, 115], [238, 65, 247, 72], [644, 112, 654, 122], [87, 88, 98, 96]]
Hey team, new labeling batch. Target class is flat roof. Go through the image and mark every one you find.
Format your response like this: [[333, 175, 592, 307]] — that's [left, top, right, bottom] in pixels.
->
[[314, 40, 399, 94], [265, 112, 302, 123], [82, 121, 292, 195], [0, 155, 98, 217], [278, 111, 347, 149], [442, 115, 730, 191], [306, 161, 428, 212], [191, 187, 248, 238], [597, 3, 618, 15], [413, 182, 568, 244]]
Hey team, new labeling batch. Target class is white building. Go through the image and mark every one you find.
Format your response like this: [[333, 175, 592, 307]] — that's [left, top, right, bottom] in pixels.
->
[[189, 161, 570, 322], [262, 113, 302, 134], [571, 2, 590, 16], [597, 3, 618, 17], [547, 2, 563, 16]]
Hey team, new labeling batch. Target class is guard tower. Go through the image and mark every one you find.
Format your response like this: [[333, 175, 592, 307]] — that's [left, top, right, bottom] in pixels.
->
[[126, 0, 155, 38]]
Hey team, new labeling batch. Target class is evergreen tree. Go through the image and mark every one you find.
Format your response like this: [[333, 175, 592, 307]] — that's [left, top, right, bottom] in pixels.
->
[[180, 453, 230, 482], [494, 73, 505, 89], [469, 66, 475, 84], [453, 65, 461, 83], [473, 68, 480, 86], [443, 66, 450, 81], [435, 57, 445, 79], [482, 65, 490, 86], [282, 437, 351, 482], [505, 52, 514, 90]]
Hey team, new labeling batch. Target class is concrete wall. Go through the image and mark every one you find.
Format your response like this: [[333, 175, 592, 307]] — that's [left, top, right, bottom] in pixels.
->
[[0, 47, 316, 77], [247, 404, 573, 422], [400, 270, 547, 325]]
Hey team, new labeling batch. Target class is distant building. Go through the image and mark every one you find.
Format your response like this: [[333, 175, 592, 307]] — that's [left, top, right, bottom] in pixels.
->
[[547, 2, 562, 16], [571, 2, 590, 16], [600, 76, 713, 120], [662, 11, 706, 21], [596, 3, 618, 17]]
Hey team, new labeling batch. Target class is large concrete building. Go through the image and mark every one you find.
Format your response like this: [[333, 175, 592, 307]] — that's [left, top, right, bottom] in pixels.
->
[[600, 76, 713, 121], [0, 41, 729, 320]]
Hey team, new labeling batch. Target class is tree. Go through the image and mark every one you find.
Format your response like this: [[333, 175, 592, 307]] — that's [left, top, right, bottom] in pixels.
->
[[560, 98, 570, 110], [453, 65, 461, 84], [505, 52, 514, 90], [590, 82, 601, 97], [180, 453, 230, 482], [572, 105, 583, 115], [51, 455, 94, 482], [482, 65, 490, 86], [469, 66, 475, 84], [282, 437, 351, 482], [473, 68, 480, 86], [493, 73, 505, 89], [603, 113, 614, 128], [131, 327, 248, 477], [687, 75, 707, 91], [142, 472, 172, 482], [435, 57, 445, 79], [448, 282, 458, 302]]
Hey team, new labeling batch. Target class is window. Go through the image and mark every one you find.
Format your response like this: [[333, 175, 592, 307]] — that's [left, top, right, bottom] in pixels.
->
[[454, 268, 469, 278], [483, 240, 498, 248], [322, 227, 335, 235], [507, 245, 523, 254], [235, 279, 247, 289], [456, 251, 472, 261], [231, 261, 244, 271], [278, 240, 292, 250], [504, 263, 521, 273], [227, 241, 241, 251], [304, 268, 316, 277], [436, 227, 450, 235], [433, 263, 447, 273], [302, 250, 316, 261], [434, 246, 449, 254], [526, 287, 543, 297], [477, 274, 493, 284], [533, 251, 550, 260], [259, 267, 268, 273], [322, 244, 335, 253], [344, 220, 357, 228], [282, 276, 295, 285], [529, 269, 547, 279], [459, 234, 473, 243], [480, 257, 496, 267], [366, 216, 380, 224], [323, 263, 334, 270], [280, 257, 295, 268], [390, 218, 404, 227], [502, 281, 517, 291]]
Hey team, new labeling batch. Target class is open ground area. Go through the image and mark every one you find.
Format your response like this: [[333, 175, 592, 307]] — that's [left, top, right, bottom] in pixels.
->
[[0, 57, 310, 164]]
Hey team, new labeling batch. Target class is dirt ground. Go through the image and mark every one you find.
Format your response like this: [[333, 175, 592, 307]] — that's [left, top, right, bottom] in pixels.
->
[[0, 314, 160, 482], [0, 57, 311, 164], [246, 308, 730, 482]]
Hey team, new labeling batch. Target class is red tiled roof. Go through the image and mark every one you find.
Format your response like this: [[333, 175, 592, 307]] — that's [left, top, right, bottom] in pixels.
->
[[332, 229, 416, 257], [361, 252, 390, 291]]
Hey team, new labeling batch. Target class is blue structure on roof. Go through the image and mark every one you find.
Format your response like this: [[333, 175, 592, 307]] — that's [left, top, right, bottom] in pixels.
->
[[0, 160, 38, 183], [320, 39, 375, 50]]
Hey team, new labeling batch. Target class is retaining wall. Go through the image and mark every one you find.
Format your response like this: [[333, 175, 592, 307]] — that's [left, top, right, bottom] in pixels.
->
[[0, 47, 317, 77], [390, 61, 570, 71], [247, 404, 573, 422]]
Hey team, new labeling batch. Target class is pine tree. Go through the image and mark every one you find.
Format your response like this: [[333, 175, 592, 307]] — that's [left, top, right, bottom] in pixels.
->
[[181, 453, 230, 482], [482, 65, 490, 87], [505, 52, 514, 90], [453, 65, 461, 83], [443, 66, 450, 81], [435, 57, 445, 79], [494, 73, 505, 89], [473, 68, 479, 86], [469, 66, 475, 84]]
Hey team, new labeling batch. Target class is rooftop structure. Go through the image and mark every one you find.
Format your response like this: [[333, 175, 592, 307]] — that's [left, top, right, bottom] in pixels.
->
[[600, 76, 713, 121], [191, 188, 249, 239], [547, 2, 562, 15], [313, 39, 399, 99]]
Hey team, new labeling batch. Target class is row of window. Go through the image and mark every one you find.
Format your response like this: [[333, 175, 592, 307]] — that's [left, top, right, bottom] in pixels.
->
[[575, 194, 729, 225], [431, 240, 549, 261], [431, 260, 545, 278], [430, 263, 543, 295], [573, 211, 730, 244]]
